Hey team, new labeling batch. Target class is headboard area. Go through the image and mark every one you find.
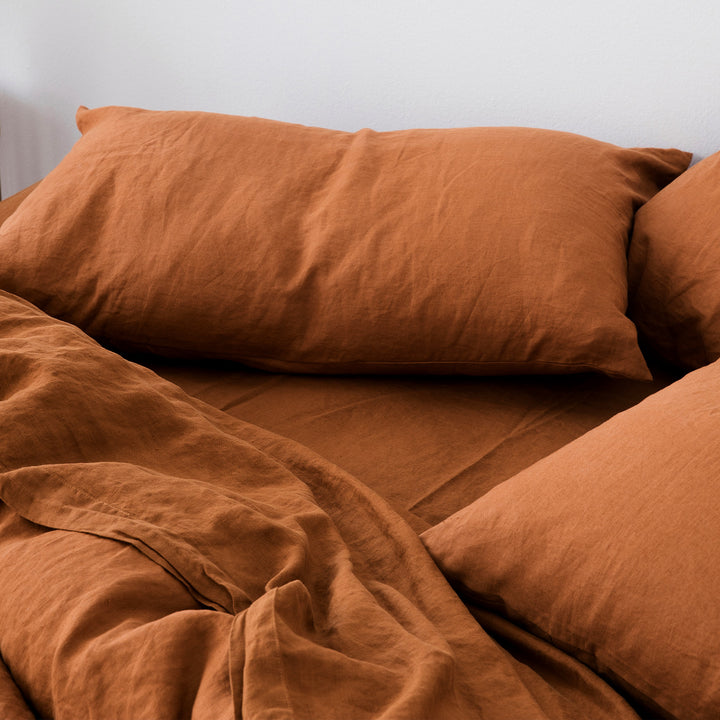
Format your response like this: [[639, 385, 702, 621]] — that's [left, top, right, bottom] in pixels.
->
[[1, 1, 719, 197]]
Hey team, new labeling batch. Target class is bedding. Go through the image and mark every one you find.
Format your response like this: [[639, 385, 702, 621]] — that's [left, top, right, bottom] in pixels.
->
[[422, 359, 720, 720], [145, 355, 679, 532], [0, 106, 690, 379], [0, 110, 711, 720], [629, 148, 720, 369], [0, 288, 641, 720]]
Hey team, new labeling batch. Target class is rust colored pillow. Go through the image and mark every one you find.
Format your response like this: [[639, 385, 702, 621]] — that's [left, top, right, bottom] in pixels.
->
[[629, 151, 720, 369], [0, 106, 690, 378], [422, 360, 720, 720]]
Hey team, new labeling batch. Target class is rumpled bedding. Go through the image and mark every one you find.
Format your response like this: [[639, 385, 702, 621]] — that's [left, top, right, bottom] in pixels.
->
[[0, 290, 642, 719]]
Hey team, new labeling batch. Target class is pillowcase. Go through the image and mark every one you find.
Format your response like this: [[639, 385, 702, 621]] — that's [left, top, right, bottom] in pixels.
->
[[0, 106, 690, 378], [629, 150, 720, 369], [421, 359, 720, 720]]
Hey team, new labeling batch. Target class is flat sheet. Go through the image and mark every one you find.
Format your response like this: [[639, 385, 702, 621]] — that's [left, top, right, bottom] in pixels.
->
[[146, 358, 679, 533]]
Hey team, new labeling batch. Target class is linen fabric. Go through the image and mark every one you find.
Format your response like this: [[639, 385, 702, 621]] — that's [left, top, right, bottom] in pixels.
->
[[0, 656, 35, 720], [0, 183, 37, 227], [0, 289, 641, 720], [0, 106, 690, 379], [147, 356, 678, 533], [629, 150, 720, 368], [422, 359, 720, 720]]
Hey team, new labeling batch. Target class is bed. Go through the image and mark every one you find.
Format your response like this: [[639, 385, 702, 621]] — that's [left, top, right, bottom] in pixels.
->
[[0, 105, 718, 720]]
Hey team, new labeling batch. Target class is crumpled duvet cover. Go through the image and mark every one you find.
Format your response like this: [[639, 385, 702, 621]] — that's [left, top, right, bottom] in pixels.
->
[[0, 292, 642, 720]]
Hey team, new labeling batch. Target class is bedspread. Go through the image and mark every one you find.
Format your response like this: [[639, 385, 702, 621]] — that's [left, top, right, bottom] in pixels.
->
[[0, 290, 644, 719]]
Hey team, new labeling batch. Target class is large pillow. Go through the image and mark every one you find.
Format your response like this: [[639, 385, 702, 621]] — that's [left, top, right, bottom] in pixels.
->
[[629, 150, 720, 369], [422, 359, 720, 720], [0, 106, 690, 378]]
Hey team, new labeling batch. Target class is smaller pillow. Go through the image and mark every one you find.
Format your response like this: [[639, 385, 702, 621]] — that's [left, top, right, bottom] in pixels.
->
[[422, 359, 720, 720], [629, 151, 720, 368]]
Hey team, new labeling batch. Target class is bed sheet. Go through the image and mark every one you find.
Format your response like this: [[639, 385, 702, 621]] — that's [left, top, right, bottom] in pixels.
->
[[145, 357, 680, 533]]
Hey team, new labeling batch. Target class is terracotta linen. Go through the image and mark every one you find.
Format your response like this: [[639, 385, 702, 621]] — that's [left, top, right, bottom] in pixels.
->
[[629, 150, 720, 368], [0, 182, 38, 227], [0, 107, 690, 379], [0, 290, 641, 720], [145, 356, 679, 533], [422, 359, 720, 720], [0, 655, 35, 720]]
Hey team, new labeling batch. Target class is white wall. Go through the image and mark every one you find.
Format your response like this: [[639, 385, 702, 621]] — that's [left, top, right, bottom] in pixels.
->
[[2, 0, 719, 197]]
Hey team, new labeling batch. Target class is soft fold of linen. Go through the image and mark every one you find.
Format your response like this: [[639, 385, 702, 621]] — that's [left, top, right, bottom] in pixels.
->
[[422, 358, 720, 720], [0, 290, 640, 720], [0, 106, 691, 379], [0, 655, 35, 720]]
